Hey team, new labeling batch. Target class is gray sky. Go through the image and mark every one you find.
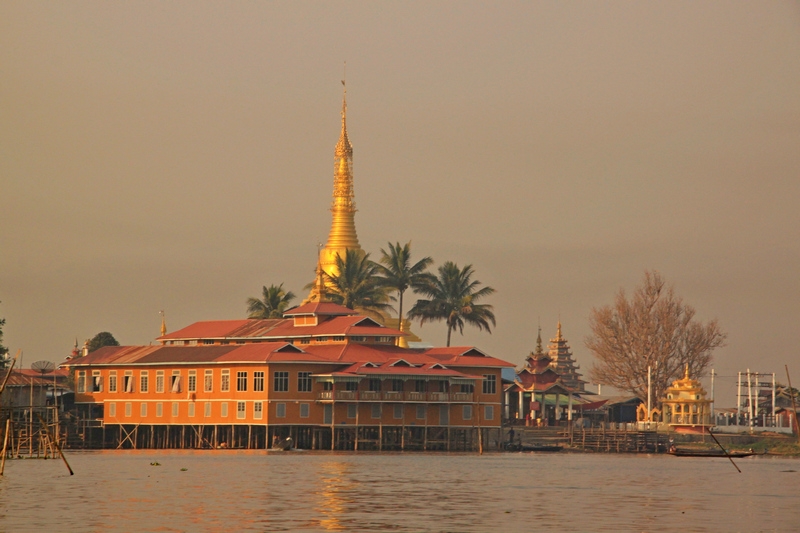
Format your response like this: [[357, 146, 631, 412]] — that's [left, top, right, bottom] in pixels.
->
[[2, 1, 799, 406]]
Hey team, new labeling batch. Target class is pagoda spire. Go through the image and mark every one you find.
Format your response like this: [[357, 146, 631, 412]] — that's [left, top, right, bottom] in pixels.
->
[[305, 82, 363, 303]]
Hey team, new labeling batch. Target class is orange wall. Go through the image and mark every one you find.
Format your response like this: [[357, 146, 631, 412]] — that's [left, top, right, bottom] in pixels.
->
[[73, 363, 505, 428]]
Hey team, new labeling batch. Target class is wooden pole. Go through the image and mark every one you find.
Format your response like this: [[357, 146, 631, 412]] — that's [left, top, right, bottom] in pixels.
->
[[786, 365, 800, 444], [708, 428, 741, 473], [35, 413, 73, 475], [1, 419, 10, 475]]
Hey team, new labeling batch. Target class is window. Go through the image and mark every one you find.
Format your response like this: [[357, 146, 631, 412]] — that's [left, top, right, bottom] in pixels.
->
[[109, 371, 118, 393], [171, 371, 182, 393], [322, 381, 333, 391], [254, 371, 264, 392], [274, 371, 289, 392], [484, 405, 494, 421], [347, 404, 357, 419], [344, 381, 358, 392], [221, 370, 230, 392], [204, 370, 213, 392], [156, 403, 163, 417], [140, 403, 147, 417], [416, 405, 426, 420], [188, 370, 197, 393], [371, 403, 381, 419], [237, 401, 246, 419], [92, 371, 103, 392], [351, 336, 366, 342], [156, 371, 164, 393], [204, 402, 211, 418], [188, 402, 195, 417], [461, 383, 474, 394], [297, 372, 312, 392], [368, 378, 381, 392], [463, 405, 472, 420], [172, 402, 179, 417], [415, 380, 427, 393], [124, 371, 134, 393], [482, 374, 496, 395], [254, 402, 263, 420], [440, 405, 449, 425], [393, 404, 403, 419], [276, 402, 286, 418], [203, 339, 214, 345], [299, 403, 309, 418], [125, 402, 132, 417], [109, 402, 116, 417], [221, 402, 228, 417], [391, 379, 404, 392], [140, 371, 149, 393], [323, 404, 332, 424], [77, 371, 86, 393], [237, 371, 247, 392]]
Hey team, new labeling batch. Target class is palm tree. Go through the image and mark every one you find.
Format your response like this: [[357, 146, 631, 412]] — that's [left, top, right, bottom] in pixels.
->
[[247, 284, 296, 319], [407, 261, 496, 347], [324, 249, 394, 320], [374, 241, 435, 326]]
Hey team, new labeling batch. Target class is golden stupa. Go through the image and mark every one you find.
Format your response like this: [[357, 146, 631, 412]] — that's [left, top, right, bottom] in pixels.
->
[[303, 85, 422, 348], [305, 83, 363, 304]]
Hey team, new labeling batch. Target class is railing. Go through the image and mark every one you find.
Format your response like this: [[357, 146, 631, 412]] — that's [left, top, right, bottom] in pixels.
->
[[383, 391, 403, 401], [360, 391, 380, 401], [316, 391, 475, 402]]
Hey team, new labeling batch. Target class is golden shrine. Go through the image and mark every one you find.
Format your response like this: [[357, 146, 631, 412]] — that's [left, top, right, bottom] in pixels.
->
[[660, 365, 712, 433]]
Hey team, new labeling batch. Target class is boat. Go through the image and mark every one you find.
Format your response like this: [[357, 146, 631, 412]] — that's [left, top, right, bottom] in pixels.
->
[[668, 447, 764, 458], [504, 442, 563, 452], [522, 444, 563, 452], [271, 437, 293, 451]]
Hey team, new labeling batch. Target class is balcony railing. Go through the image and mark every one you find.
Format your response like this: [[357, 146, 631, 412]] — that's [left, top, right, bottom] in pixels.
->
[[316, 391, 475, 402]]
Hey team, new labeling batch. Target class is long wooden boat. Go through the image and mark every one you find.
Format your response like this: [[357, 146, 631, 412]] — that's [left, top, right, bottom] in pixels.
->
[[668, 447, 763, 458], [505, 442, 563, 452]]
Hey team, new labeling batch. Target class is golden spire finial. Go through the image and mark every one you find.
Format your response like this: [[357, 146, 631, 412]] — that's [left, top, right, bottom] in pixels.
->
[[535, 322, 543, 355], [684, 363, 690, 379], [556, 320, 563, 341], [160, 310, 167, 337]]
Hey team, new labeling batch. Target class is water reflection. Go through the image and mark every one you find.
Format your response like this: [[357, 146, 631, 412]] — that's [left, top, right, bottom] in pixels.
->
[[316, 461, 354, 531], [0, 451, 797, 532]]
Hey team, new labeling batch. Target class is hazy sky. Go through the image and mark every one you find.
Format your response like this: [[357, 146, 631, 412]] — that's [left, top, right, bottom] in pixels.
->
[[2, 2, 799, 406]]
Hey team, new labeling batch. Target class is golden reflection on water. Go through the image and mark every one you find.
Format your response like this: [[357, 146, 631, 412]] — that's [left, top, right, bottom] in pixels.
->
[[316, 461, 354, 531]]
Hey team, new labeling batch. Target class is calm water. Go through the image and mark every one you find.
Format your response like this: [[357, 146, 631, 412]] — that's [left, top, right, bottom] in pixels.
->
[[0, 450, 797, 532]]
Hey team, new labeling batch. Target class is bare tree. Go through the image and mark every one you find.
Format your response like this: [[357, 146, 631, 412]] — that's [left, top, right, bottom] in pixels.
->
[[586, 271, 726, 405]]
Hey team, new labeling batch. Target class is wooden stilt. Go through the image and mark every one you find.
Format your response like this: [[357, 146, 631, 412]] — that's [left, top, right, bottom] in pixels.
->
[[1, 419, 10, 475]]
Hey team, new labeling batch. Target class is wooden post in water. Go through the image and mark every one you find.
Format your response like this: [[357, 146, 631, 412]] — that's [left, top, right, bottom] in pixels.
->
[[1, 419, 10, 475], [35, 413, 73, 475], [786, 365, 799, 444]]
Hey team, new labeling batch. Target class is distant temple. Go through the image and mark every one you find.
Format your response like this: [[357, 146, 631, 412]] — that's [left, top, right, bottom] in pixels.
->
[[504, 327, 576, 425], [546, 322, 585, 393], [659, 366, 711, 433]]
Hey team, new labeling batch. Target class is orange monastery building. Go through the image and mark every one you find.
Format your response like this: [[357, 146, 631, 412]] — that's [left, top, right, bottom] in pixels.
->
[[69, 303, 511, 450], [66, 89, 514, 451]]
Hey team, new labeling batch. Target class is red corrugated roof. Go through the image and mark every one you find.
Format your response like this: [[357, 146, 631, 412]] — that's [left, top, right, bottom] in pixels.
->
[[283, 302, 357, 316], [159, 316, 404, 341], [65, 343, 332, 366]]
